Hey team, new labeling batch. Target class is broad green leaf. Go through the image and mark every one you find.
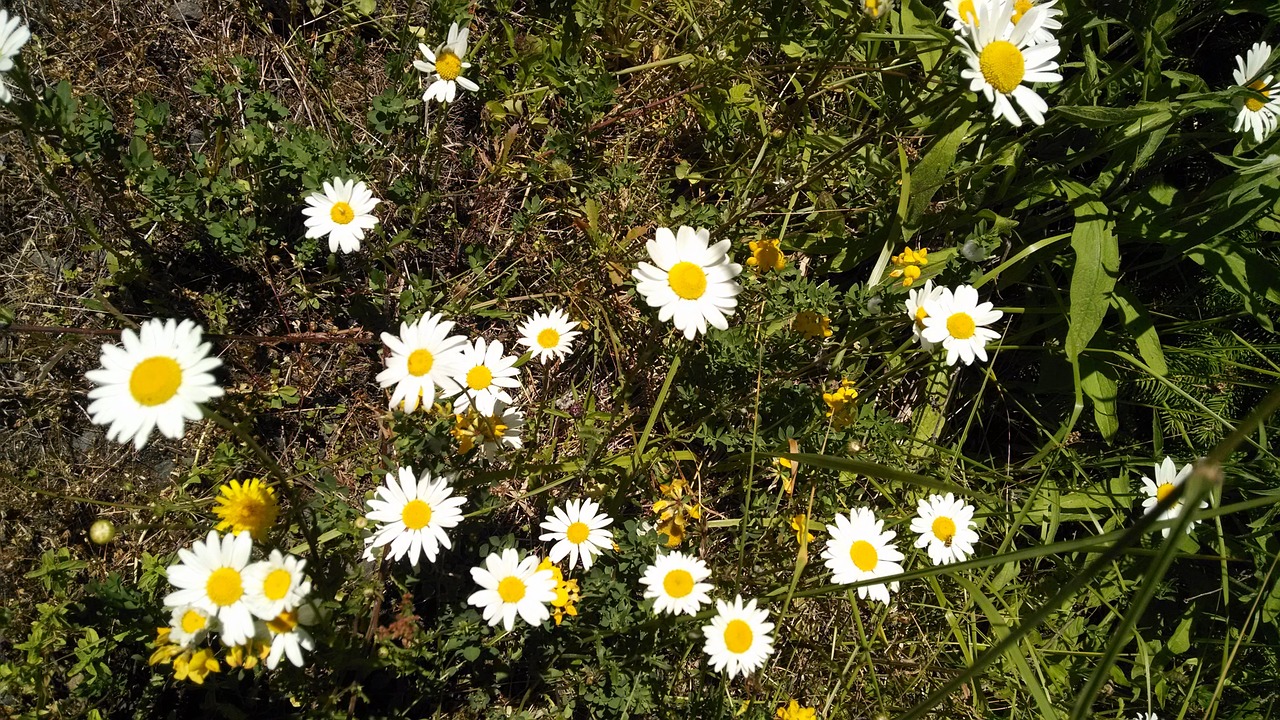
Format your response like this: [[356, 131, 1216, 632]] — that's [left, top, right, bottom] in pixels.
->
[[1168, 615, 1192, 654], [1185, 236, 1280, 331], [1056, 103, 1170, 128], [1080, 357, 1119, 441], [1060, 180, 1119, 363], [904, 119, 970, 238], [1111, 284, 1167, 376]]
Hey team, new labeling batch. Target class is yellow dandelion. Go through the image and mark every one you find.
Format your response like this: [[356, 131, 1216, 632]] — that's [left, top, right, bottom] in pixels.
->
[[213, 478, 279, 541], [778, 700, 817, 720], [790, 514, 814, 545], [746, 238, 786, 274], [793, 311, 833, 339]]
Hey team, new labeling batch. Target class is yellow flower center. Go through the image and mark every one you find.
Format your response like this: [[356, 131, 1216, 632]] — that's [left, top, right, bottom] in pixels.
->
[[958, 0, 978, 24], [946, 311, 977, 340], [1156, 483, 1176, 502], [849, 540, 879, 572], [979, 40, 1026, 95], [566, 521, 591, 544], [435, 51, 462, 81], [932, 516, 957, 543], [537, 327, 560, 349], [1247, 80, 1271, 113], [407, 348, 434, 376], [723, 619, 754, 654], [206, 567, 244, 607], [1011, 0, 1033, 24], [267, 609, 298, 634], [329, 201, 355, 225], [914, 306, 929, 328], [401, 499, 433, 529], [262, 568, 293, 601], [466, 365, 493, 390], [497, 576, 526, 603], [667, 262, 708, 300], [181, 609, 207, 634], [129, 356, 183, 406], [663, 569, 694, 598]]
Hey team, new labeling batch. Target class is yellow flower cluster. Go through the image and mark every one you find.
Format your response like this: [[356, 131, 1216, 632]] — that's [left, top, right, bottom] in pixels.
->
[[822, 379, 859, 429], [452, 408, 508, 455], [653, 477, 702, 547], [149, 629, 221, 685], [889, 246, 929, 287], [746, 238, 786, 274], [777, 700, 817, 720], [538, 558, 581, 626], [793, 310, 832, 339]]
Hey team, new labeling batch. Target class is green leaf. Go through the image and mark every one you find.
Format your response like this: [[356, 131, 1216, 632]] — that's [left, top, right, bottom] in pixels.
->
[[904, 120, 970, 238], [1111, 285, 1167, 376], [1056, 103, 1170, 128], [1168, 615, 1192, 654], [1061, 181, 1119, 362], [1080, 356, 1119, 440], [1185, 236, 1280, 331]]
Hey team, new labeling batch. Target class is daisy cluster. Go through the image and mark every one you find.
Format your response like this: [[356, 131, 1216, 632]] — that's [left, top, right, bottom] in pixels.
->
[[949, 0, 1064, 127], [151, 479, 315, 682]]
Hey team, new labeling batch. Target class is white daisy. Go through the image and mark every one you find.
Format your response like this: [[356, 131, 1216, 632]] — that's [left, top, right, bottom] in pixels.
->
[[166, 605, 216, 649], [957, 0, 1062, 127], [454, 401, 525, 461], [1139, 457, 1208, 538], [517, 308, 581, 364], [909, 493, 980, 565], [242, 549, 311, 620], [467, 548, 558, 631], [265, 603, 317, 670], [904, 279, 946, 351], [920, 285, 1003, 366], [363, 466, 467, 566], [1133, 714, 1159, 720], [163, 530, 258, 647], [0, 9, 31, 104], [862, 0, 893, 18], [442, 337, 521, 416], [414, 22, 479, 104], [639, 551, 714, 616], [1232, 41, 1279, 143], [631, 225, 744, 341], [701, 595, 775, 679], [946, 0, 1061, 44], [302, 177, 381, 254], [376, 313, 468, 413], [85, 318, 223, 450], [538, 498, 614, 571], [822, 507, 905, 604]]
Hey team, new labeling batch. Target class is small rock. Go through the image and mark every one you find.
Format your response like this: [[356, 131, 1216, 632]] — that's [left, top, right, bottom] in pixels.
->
[[166, 0, 203, 22]]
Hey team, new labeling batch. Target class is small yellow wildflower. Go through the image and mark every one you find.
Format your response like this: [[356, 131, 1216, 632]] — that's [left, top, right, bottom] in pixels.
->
[[862, 0, 890, 18], [653, 477, 703, 548], [147, 628, 183, 666], [452, 408, 505, 455], [213, 478, 279, 541], [226, 637, 272, 669], [173, 647, 220, 685], [746, 238, 786, 274], [777, 700, 817, 720], [790, 514, 814, 545], [822, 380, 859, 429], [538, 558, 581, 625], [889, 246, 929, 287], [793, 311, 832, 339]]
